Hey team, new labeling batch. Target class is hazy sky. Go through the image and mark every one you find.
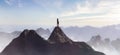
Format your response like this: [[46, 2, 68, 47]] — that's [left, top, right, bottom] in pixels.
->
[[0, 0, 120, 27]]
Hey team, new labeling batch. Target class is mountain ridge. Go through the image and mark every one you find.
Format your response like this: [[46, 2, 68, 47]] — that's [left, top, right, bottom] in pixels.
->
[[0, 26, 105, 55], [48, 26, 73, 44]]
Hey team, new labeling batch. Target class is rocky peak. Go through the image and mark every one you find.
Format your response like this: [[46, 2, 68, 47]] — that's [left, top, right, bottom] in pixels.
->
[[19, 29, 42, 38], [48, 26, 73, 44]]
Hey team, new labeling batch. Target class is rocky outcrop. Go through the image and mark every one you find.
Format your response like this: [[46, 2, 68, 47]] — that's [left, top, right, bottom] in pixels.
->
[[0, 27, 105, 55], [1, 29, 49, 55], [48, 27, 73, 44]]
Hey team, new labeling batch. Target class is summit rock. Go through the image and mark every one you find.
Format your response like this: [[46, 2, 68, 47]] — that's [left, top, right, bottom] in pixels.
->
[[48, 27, 73, 44]]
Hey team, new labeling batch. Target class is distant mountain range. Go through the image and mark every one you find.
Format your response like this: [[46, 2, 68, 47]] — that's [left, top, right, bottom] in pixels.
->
[[1, 24, 120, 41], [63, 25, 120, 41], [87, 35, 120, 55], [0, 26, 105, 55], [1, 24, 120, 55], [1, 24, 120, 52]]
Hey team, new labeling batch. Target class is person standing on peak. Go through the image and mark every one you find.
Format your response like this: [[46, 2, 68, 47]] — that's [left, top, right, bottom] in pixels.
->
[[57, 18, 59, 27]]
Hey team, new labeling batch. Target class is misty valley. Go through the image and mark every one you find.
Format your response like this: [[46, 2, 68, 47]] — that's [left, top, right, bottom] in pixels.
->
[[0, 24, 120, 55]]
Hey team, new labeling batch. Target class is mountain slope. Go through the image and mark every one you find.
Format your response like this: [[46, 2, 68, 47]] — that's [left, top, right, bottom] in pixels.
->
[[1, 29, 49, 55], [1, 27, 105, 55], [48, 26, 105, 55], [48, 26, 73, 44]]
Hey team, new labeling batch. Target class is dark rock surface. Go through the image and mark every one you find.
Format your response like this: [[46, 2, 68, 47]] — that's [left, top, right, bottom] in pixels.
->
[[1, 27, 105, 55], [48, 27, 73, 44]]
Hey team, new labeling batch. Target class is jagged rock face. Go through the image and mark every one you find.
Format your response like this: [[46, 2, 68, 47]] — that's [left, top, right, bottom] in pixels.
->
[[1, 27, 105, 55], [1, 29, 49, 55], [47, 41, 105, 55], [48, 27, 73, 44], [47, 27, 105, 55]]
